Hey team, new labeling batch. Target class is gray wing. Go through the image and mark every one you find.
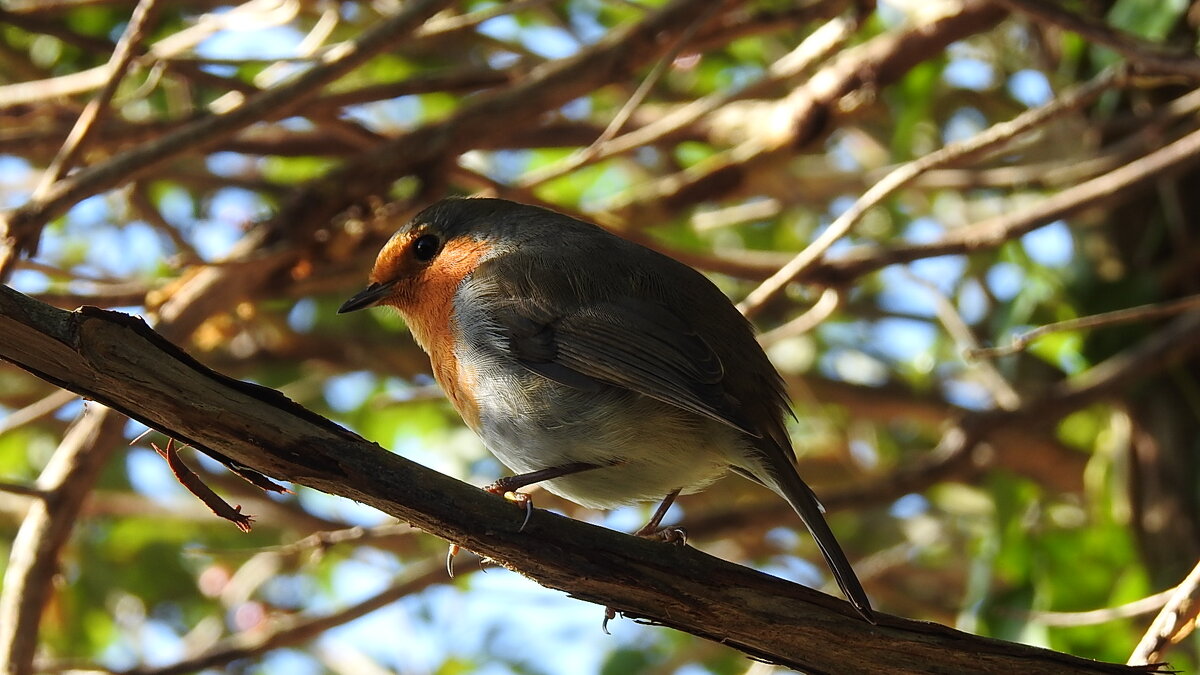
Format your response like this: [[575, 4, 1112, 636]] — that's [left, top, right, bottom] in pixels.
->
[[472, 265, 759, 437]]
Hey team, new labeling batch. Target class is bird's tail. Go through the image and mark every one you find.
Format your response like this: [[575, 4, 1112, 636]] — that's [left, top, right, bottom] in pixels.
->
[[763, 462, 876, 623]]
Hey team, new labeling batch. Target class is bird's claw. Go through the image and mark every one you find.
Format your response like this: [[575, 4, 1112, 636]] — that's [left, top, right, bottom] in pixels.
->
[[632, 525, 688, 546], [483, 483, 535, 532], [509, 492, 534, 531], [446, 484, 535, 579], [655, 526, 687, 546], [602, 606, 618, 634]]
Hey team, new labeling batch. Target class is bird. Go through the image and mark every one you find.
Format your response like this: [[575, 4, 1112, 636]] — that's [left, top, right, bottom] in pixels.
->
[[338, 197, 874, 622]]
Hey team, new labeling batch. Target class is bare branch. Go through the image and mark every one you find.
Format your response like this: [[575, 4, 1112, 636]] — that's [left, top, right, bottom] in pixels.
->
[[613, 1, 1007, 221], [758, 287, 842, 347], [996, 0, 1200, 78], [0, 286, 1154, 675], [903, 272, 1021, 410], [153, 439, 255, 533], [114, 561, 448, 675], [967, 295, 1200, 360], [0, 407, 128, 675], [0, 0, 452, 280], [739, 65, 1124, 315], [1027, 588, 1176, 628], [797, 119, 1200, 286], [32, 0, 161, 196], [0, 389, 76, 436], [517, 0, 747, 187], [1129, 560, 1200, 665]]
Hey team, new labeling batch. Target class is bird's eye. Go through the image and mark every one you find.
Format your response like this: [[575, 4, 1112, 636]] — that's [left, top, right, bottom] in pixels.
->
[[412, 234, 440, 262]]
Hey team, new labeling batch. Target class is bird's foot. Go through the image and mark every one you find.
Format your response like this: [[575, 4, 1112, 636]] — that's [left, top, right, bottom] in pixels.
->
[[632, 521, 688, 546], [602, 606, 619, 634], [482, 480, 535, 532], [445, 481, 536, 578], [642, 526, 687, 545]]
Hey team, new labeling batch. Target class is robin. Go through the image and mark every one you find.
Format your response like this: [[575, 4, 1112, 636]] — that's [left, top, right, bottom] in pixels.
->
[[339, 197, 874, 622]]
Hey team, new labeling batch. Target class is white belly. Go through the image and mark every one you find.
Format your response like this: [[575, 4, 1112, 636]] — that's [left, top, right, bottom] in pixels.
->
[[472, 370, 746, 509]]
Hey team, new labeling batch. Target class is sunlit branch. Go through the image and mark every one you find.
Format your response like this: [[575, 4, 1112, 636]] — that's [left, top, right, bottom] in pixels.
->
[[738, 65, 1125, 315]]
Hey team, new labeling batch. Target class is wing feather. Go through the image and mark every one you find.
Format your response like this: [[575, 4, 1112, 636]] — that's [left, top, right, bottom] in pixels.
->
[[497, 294, 757, 436]]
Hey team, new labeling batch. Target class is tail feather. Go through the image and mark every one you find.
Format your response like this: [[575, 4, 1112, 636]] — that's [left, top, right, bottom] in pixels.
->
[[763, 464, 876, 623]]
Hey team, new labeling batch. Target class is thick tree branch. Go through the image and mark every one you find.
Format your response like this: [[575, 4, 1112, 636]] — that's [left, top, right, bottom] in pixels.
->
[[0, 408, 127, 675], [0, 289, 1157, 674]]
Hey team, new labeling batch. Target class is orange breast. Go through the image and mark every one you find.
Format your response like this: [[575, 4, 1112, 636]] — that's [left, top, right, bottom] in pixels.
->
[[427, 326, 481, 433], [393, 238, 492, 432]]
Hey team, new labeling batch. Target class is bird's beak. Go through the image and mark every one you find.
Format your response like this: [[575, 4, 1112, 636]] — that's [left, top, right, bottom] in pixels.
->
[[338, 281, 395, 314]]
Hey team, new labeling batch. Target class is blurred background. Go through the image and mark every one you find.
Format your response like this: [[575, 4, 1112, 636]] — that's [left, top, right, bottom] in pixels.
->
[[2, 0, 1200, 672]]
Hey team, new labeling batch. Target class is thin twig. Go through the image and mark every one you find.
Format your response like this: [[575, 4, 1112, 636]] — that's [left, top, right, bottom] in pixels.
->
[[758, 287, 841, 347], [417, 0, 555, 36], [967, 295, 1200, 360], [128, 182, 203, 265], [31, 281, 152, 309], [213, 523, 415, 558], [793, 118, 1200, 287], [0, 0, 294, 108], [32, 0, 161, 198], [904, 271, 1021, 410], [0, 389, 77, 436], [153, 439, 255, 533], [0, 482, 47, 499], [995, 0, 1200, 78], [517, 0, 724, 187], [110, 561, 447, 675], [0, 0, 451, 281], [737, 65, 1126, 316], [520, 12, 857, 189], [15, 259, 121, 283], [1025, 587, 1176, 627], [1128, 559, 1200, 665]]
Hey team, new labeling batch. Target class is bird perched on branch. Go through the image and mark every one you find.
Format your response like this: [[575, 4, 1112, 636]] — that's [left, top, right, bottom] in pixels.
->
[[339, 197, 874, 622]]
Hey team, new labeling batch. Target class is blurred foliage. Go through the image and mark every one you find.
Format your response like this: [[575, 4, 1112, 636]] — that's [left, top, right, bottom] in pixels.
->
[[2, 0, 1200, 673]]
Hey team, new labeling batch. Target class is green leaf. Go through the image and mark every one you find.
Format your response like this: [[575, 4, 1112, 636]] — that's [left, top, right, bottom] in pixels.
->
[[261, 156, 340, 183]]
